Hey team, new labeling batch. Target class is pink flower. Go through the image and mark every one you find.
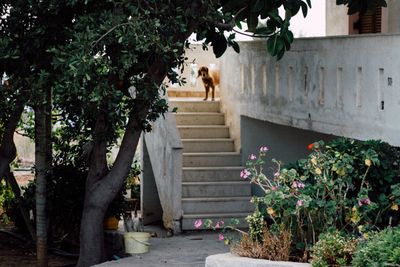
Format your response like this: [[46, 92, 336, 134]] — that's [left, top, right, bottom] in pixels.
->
[[273, 172, 280, 177], [215, 220, 224, 229], [297, 199, 304, 207], [249, 154, 257, 160], [240, 169, 251, 179], [271, 186, 278, 191], [358, 198, 371, 207], [260, 146, 269, 152], [292, 181, 305, 189], [194, 219, 202, 229], [218, 234, 225, 241]]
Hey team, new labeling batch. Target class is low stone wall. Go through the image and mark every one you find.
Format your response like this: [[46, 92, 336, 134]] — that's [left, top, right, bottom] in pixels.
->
[[206, 253, 311, 267]]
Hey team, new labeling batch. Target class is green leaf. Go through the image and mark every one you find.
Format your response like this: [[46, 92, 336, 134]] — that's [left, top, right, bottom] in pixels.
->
[[212, 34, 228, 58], [267, 35, 278, 55], [267, 35, 284, 57], [231, 41, 240, 53], [300, 1, 308, 17]]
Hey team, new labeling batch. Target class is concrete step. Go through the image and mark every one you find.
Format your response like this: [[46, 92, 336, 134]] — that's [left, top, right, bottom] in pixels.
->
[[182, 181, 250, 198], [178, 126, 230, 139], [182, 167, 243, 182], [182, 213, 249, 230], [168, 90, 220, 98], [182, 197, 254, 214], [182, 139, 234, 153], [175, 112, 225, 125], [169, 100, 220, 113], [183, 152, 241, 167]]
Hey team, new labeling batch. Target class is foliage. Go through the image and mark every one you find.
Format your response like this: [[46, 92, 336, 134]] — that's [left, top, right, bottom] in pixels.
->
[[242, 138, 400, 258], [8, 162, 127, 243], [311, 230, 358, 267], [7, 164, 85, 242], [0, 178, 13, 225], [352, 226, 400, 267]]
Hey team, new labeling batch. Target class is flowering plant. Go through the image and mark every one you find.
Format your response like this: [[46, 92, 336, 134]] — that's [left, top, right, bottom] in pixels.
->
[[193, 218, 245, 245], [195, 138, 400, 262], [242, 139, 400, 258]]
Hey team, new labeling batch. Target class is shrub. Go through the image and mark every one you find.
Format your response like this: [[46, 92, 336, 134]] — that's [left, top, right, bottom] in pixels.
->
[[352, 226, 400, 267], [242, 138, 400, 258], [7, 164, 87, 242], [311, 230, 358, 267], [8, 163, 129, 244], [231, 224, 292, 261], [0, 179, 13, 225]]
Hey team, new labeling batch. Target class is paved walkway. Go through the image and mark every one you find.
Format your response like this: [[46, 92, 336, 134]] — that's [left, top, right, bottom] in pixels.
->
[[95, 232, 229, 267]]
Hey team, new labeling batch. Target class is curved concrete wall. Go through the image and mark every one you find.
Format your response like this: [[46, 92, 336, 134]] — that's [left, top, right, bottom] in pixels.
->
[[220, 35, 400, 148]]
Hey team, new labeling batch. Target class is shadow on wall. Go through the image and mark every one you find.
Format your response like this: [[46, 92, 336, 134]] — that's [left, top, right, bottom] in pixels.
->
[[240, 116, 335, 196]]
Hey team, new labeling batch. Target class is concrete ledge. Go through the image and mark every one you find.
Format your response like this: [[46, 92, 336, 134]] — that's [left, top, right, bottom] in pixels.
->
[[205, 253, 311, 267]]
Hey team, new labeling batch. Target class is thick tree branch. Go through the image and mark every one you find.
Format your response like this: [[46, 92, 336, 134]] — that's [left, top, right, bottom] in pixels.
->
[[0, 100, 25, 177]]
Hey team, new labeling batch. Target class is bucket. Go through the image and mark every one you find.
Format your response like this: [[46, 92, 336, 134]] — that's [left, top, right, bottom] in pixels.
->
[[124, 232, 151, 254]]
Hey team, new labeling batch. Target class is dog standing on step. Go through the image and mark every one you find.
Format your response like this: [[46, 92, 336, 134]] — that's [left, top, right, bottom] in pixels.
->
[[198, 66, 220, 101]]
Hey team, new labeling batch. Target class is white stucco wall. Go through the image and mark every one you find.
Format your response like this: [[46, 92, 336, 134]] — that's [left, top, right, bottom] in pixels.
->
[[326, 0, 400, 36], [387, 0, 400, 33], [326, 0, 348, 35], [220, 35, 400, 148]]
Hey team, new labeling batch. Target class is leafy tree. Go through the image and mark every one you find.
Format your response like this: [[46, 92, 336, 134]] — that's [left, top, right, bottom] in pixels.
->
[[0, 2, 88, 266], [0, 0, 387, 266]]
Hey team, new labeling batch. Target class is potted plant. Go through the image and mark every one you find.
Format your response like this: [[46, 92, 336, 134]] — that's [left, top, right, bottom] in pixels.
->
[[104, 189, 125, 231]]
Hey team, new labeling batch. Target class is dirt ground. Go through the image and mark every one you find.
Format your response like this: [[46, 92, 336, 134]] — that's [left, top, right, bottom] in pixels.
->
[[0, 172, 77, 267], [0, 229, 77, 267]]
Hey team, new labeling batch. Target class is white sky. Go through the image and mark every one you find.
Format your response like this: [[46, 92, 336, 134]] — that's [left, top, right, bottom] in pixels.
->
[[188, 1, 326, 43], [289, 0, 326, 37]]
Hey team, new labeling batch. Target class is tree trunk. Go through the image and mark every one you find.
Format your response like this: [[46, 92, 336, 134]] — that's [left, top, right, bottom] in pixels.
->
[[0, 101, 24, 177], [0, 98, 36, 240], [76, 110, 142, 266], [35, 88, 52, 267], [77, 60, 167, 266]]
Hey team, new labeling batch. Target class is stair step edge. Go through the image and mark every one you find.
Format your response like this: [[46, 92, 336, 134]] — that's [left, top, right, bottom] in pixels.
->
[[182, 196, 251, 202], [178, 125, 229, 128], [182, 138, 234, 142], [183, 152, 241, 156], [182, 181, 249, 186], [169, 100, 221, 103], [183, 166, 244, 170], [174, 112, 224, 115], [182, 213, 250, 218]]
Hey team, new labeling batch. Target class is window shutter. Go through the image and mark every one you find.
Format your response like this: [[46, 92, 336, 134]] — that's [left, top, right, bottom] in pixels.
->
[[359, 7, 382, 34]]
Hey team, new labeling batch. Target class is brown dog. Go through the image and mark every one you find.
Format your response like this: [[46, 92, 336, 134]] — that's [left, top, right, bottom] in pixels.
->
[[198, 66, 220, 101]]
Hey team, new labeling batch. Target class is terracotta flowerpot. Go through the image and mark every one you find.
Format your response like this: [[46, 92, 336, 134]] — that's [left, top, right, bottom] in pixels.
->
[[104, 216, 119, 230]]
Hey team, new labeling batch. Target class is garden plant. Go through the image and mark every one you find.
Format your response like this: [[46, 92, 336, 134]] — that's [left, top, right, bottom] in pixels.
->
[[197, 138, 400, 264]]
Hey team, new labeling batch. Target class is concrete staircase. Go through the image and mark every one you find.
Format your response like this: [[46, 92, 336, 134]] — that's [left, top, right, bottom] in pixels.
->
[[169, 92, 253, 230]]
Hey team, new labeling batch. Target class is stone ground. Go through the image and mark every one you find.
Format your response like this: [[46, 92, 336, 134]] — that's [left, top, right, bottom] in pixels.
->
[[3, 171, 229, 267], [96, 230, 229, 267]]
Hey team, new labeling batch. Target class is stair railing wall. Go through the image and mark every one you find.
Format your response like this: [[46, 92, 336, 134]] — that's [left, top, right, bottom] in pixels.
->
[[143, 99, 183, 233], [219, 35, 400, 148]]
